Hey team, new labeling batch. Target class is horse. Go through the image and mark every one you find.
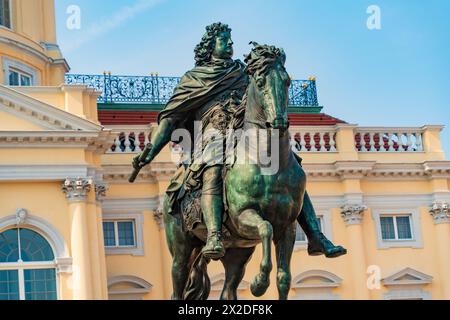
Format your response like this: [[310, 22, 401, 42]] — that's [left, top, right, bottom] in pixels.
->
[[163, 43, 306, 300]]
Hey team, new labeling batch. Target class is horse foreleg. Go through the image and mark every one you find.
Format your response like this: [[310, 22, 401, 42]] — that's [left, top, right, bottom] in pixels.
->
[[220, 247, 255, 300], [236, 209, 273, 297], [274, 222, 296, 300]]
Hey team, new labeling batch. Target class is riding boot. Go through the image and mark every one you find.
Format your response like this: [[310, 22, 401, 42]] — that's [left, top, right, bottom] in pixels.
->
[[201, 194, 225, 260], [299, 191, 347, 258]]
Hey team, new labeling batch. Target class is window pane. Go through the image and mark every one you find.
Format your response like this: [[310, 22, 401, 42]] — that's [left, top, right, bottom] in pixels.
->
[[118, 221, 135, 246], [0, 229, 19, 263], [396, 216, 412, 240], [295, 224, 306, 242], [9, 71, 19, 86], [24, 269, 57, 301], [19, 229, 55, 262], [103, 222, 116, 247], [0, 270, 19, 300], [20, 74, 31, 86], [0, 0, 11, 28], [380, 217, 396, 240]]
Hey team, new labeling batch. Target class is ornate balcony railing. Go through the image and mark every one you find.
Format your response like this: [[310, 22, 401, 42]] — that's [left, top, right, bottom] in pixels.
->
[[65, 73, 319, 106]]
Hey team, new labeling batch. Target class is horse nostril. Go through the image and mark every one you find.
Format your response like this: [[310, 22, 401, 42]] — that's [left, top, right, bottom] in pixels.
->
[[266, 122, 272, 128]]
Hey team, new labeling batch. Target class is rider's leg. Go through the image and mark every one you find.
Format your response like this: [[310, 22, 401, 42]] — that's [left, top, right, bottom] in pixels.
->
[[298, 191, 347, 258], [201, 165, 225, 260]]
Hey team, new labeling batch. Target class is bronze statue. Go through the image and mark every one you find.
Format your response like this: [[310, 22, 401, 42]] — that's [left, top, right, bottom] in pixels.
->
[[131, 23, 346, 300]]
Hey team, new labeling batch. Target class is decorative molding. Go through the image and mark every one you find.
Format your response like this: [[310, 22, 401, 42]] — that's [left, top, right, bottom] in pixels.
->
[[102, 164, 158, 184], [291, 270, 342, 300], [0, 84, 102, 131], [382, 267, 433, 287], [0, 130, 114, 155], [95, 183, 109, 202], [108, 275, 152, 298], [0, 164, 90, 181], [301, 161, 450, 182], [0, 213, 71, 264], [364, 194, 432, 208], [102, 197, 159, 212], [61, 177, 93, 202], [371, 208, 423, 249], [292, 270, 343, 289], [340, 204, 367, 225], [103, 212, 145, 256], [429, 201, 450, 224], [334, 161, 376, 179], [15, 208, 28, 225], [153, 209, 164, 230], [55, 257, 73, 274]]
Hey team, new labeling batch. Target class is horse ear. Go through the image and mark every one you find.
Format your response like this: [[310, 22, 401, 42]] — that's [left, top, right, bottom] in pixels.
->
[[249, 41, 259, 47]]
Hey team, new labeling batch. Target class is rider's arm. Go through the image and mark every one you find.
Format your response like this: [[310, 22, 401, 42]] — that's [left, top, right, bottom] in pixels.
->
[[141, 117, 178, 165]]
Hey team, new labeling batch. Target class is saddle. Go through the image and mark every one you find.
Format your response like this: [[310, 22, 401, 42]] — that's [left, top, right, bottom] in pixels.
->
[[179, 188, 234, 242]]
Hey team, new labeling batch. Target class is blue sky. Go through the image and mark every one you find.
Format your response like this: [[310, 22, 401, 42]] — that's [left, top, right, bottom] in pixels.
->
[[55, 0, 450, 156]]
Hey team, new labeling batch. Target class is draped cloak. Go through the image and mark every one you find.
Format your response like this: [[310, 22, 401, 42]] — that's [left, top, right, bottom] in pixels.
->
[[158, 59, 249, 215]]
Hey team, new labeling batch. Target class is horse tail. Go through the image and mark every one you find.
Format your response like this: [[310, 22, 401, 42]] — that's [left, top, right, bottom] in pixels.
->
[[183, 250, 211, 300]]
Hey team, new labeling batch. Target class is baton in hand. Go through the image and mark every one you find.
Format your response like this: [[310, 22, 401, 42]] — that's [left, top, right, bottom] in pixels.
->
[[129, 143, 153, 183]]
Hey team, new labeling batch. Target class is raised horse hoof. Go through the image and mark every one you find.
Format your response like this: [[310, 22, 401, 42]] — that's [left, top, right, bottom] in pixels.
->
[[250, 274, 270, 297]]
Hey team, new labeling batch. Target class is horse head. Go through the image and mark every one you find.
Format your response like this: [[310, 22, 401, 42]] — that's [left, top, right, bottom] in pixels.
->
[[244, 42, 291, 131]]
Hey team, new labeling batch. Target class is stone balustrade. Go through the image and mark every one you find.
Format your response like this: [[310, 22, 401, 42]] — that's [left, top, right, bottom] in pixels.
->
[[106, 125, 439, 155]]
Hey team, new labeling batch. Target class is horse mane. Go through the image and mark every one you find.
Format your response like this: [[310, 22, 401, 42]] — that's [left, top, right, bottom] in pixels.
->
[[229, 42, 286, 130]]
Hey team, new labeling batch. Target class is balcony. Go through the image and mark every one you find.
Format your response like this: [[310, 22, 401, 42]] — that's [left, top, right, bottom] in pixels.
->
[[65, 73, 319, 107]]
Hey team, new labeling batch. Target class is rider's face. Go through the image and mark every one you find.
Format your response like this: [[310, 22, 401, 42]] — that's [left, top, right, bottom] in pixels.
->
[[212, 31, 234, 60]]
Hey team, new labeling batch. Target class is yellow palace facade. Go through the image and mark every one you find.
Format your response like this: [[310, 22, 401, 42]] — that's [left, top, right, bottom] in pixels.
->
[[1, 0, 450, 300]]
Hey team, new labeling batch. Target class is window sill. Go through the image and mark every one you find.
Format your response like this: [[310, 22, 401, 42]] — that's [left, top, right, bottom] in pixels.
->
[[105, 247, 144, 256]]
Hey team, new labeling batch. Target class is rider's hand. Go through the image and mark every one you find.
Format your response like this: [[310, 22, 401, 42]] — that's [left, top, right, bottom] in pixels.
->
[[132, 153, 152, 170]]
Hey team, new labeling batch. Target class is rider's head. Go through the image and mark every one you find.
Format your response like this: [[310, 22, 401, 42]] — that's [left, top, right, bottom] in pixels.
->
[[194, 22, 233, 66]]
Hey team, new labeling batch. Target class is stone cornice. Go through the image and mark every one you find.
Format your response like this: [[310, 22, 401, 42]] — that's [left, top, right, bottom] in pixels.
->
[[0, 85, 102, 131], [102, 164, 157, 184], [0, 130, 114, 154], [301, 161, 450, 181]]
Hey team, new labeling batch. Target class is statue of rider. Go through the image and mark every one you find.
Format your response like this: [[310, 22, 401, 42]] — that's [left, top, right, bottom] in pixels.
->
[[133, 22, 346, 260]]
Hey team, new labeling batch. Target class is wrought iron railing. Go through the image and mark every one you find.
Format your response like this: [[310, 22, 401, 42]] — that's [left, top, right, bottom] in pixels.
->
[[65, 73, 319, 106]]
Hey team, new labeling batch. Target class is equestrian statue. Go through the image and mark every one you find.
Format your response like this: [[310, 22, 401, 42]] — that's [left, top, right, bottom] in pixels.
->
[[130, 22, 346, 300]]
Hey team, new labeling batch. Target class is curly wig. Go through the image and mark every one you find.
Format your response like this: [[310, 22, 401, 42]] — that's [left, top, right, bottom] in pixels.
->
[[194, 22, 232, 66]]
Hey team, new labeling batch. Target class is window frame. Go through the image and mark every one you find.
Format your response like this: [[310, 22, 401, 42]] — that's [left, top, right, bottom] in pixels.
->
[[102, 213, 144, 256], [0, 0, 12, 29], [0, 227, 59, 300], [3, 57, 38, 86], [372, 208, 423, 249], [103, 219, 137, 249], [380, 215, 413, 241]]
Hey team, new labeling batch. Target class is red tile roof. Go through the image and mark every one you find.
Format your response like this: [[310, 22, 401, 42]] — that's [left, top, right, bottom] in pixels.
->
[[98, 111, 346, 126]]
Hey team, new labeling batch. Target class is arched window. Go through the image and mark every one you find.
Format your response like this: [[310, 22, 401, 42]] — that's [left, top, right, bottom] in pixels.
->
[[0, 228, 57, 300]]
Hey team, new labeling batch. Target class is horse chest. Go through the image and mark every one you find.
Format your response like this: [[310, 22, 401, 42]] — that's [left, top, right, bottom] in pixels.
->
[[227, 164, 304, 217]]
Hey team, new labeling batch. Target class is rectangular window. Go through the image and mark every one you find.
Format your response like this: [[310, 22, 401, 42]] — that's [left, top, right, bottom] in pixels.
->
[[380, 215, 413, 241], [103, 220, 136, 248], [0, 0, 11, 28], [296, 217, 323, 243], [8, 68, 32, 86]]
